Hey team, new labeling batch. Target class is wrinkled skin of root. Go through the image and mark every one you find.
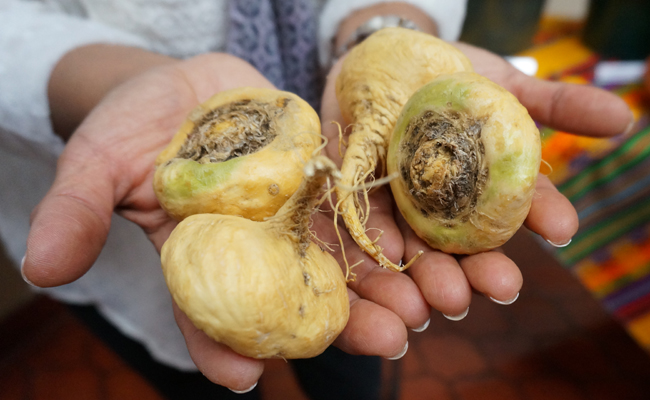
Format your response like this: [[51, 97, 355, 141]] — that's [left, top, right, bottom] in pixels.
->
[[154, 87, 321, 221], [388, 72, 541, 254], [161, 156, 349, 359], [334, 27, 474, 271]]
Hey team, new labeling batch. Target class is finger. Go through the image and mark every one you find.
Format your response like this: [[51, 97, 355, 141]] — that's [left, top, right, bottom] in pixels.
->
[[146, 218, 179, 252], [407, 252, 473, 320], [311, 190, 403, 269], [525, 174, 578, 246], [24, 149, 114, 287], [311, 206, 429, 329], [172, 302, 264, 392], [400, 213, 472, 319], [352, 267, 430, 329], [459, 251, 523, 304], [507, 70, 633, 137], [334, 290, 409, 359], [453, 42, 633, 137]]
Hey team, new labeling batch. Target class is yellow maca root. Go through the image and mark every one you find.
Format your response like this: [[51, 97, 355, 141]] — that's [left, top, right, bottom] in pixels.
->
[[161, 156, 349, 359], [334, 27, 473, 271], [387, 72, 541, 254], [153, 87, 321, 221]]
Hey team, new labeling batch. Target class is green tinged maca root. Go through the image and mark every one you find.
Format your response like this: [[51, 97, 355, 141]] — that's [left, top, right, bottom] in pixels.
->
[[160, 156, 349, 359], [154, 90, 349, 360], [153, 87, 321, 222], [335, 28, 540, 268], [388, 72, 541, 254], [334, 27, 473, 271]]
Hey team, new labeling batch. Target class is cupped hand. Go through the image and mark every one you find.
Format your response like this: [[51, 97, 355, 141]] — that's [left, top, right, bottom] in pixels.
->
[[318, 40, 633, 356], [21, 49, 421, 391], [22, 53, 280, 392], [20, 39, 634, 390]]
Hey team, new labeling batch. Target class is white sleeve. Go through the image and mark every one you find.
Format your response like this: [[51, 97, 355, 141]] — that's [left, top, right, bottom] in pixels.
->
[[318, 0, 468, 67], [0, 1, 149, 147]]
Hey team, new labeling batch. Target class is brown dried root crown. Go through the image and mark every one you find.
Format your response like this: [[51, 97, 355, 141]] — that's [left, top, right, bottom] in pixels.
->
[[399, 109, 488, 224], [177, 98, 290, 163]]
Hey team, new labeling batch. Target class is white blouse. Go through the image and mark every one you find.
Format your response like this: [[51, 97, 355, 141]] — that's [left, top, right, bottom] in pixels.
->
[[0, 0, 467, 369]]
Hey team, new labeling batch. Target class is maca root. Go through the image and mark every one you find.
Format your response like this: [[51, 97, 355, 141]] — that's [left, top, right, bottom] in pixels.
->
[[153, 87, 322, 222], [400, 109, 488, 222], [270, 156, 341, 258], [333, 28, 474, 272], [177, 98, 291, 163]]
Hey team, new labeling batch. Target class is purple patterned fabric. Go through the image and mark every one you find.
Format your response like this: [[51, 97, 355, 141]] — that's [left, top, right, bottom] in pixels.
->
[[226, 0, 322, 109]]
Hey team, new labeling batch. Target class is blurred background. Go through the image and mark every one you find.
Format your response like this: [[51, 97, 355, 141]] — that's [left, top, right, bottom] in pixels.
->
[[2, 0, 650, 399]]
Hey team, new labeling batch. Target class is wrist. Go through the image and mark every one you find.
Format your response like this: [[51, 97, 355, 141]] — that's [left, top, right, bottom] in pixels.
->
[[332, 2, 439, 66], [48, 44, 177, 141]]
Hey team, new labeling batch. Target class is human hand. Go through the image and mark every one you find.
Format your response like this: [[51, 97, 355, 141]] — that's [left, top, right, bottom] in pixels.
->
[[26, 46, 470, 392], [317, 40, 634, 357], [21, 52, 285, 392]]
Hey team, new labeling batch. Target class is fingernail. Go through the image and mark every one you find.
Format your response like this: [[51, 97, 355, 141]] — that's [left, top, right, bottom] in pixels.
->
[[621, 114, 636, 137], [230, 381, 258, 394], [546, 238, 572, 248], [489, 292, 519, 305], [412, 318, 430, 332], [20, 255, 37, 288], [443, 307, 469, 321], [386, 342, 408, 360]]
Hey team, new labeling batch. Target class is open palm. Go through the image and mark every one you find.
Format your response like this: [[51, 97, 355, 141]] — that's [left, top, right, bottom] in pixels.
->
[[22, 53, 285, 391], [21, 41, 632, 393], [317, 40, 632, 355]]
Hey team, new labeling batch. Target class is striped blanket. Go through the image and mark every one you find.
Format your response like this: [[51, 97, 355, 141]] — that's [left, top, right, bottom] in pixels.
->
[[520, 21, 650, 350]]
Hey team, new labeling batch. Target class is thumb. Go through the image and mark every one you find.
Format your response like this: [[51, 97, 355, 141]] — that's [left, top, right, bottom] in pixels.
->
[[23, 151, 115, 287]]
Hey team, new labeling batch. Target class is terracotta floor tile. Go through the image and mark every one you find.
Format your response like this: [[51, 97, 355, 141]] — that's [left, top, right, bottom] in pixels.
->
[[443, 296, 511, 337], [585, 380, 650, 400], [0, 295, 64, 361], [259, 359, 309, 400], [400, 344, 424, 376], [399, 376, 451, 400], [4, 228, 650, 400], [522, 256, 586, 299], [0, 366, 27, 400], [32, 368, 103, 400], [477, 336, 540, 377], [416, 334, 487, 379], [454, 378, 521, 400], [510, 296, 573, 337], [521, 377, 586, 400], [481, 342, 547, 379], [90, 337, 128, 372], [557, 293, 611, 331], [544, 336, 612, 381], [105, 370, 165, 400], [597, 325, 650, 377], [25, 317, 90, 370]]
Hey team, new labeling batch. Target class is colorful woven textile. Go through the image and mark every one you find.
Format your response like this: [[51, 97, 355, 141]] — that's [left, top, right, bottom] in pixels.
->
[[520, 20, 650, 350]]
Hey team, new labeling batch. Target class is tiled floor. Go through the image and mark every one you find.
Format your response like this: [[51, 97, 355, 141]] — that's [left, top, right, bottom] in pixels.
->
[[2, 230, 650, 400]]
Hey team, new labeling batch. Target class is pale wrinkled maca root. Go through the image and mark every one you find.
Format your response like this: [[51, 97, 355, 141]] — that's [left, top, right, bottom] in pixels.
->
[[388, 72, 541, 254], [153, 87, 321, 222], [334, 27, 473, 271], [161, 155, 350, 359]]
